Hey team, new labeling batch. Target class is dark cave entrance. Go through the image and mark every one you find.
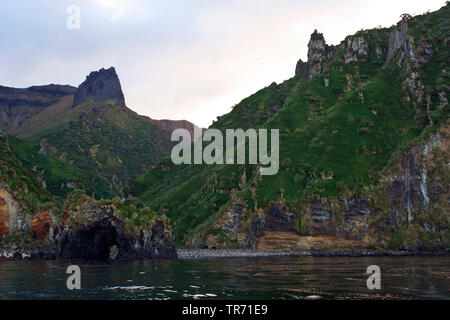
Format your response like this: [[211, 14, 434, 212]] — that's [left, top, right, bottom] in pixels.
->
[[74, 226, 119, 260]]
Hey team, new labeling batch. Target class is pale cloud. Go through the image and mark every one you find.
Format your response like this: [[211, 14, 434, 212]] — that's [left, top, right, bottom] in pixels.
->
[[0, 0, 445, 128]]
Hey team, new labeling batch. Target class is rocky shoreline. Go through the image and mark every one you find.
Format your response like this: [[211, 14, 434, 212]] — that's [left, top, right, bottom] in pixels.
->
[[177, 249, 450, 259], [1, 248, 449, 261], [0, 248, 58, 260]]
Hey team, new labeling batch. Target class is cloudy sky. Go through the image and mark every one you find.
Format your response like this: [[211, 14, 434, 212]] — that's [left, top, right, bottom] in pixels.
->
[[0, 0, 445, 127]]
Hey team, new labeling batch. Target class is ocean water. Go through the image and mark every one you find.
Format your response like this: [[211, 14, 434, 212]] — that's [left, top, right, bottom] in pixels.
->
[[0, 256, 448, 300]]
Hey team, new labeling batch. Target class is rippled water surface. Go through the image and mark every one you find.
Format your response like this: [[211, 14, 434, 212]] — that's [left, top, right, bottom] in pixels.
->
[[0, 257, 448, 299]]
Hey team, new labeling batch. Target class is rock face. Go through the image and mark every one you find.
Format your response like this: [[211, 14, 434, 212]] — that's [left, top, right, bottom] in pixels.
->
[[307, 30, 329, 79], [342, 198, 372, 240], [296, 30, 375, 79], [386, 18, 436, 110], [0, 188, 24, 238], [0, 197, 10, 237], [243, 214, 265, 249], [243, 204, 297, 249], [383, 131, 447, 223], [31, 210, 52, 241], [264, 205, 297, 232], [56, 202, 177, 260], [387, 21, 414, 64], [222, 201, 245, 239], [296, 30, 330, 79], [73, 67, 125, 107], [309, 201, 335, 236], [342, 36, 369, 63]]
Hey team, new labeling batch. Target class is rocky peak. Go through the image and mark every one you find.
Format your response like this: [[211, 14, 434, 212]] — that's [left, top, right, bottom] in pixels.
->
[[73, 67, 125, 107], [307, 30, 327, 60], [295, 30, 329, 79], [307, 30, 328, 78]]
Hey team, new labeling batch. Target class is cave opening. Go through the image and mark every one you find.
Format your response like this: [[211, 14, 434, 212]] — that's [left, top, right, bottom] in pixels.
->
[[76, 226, 119, 260]]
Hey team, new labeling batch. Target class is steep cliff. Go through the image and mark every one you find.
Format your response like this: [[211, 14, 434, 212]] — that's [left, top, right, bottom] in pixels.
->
[[56, 194, 176, 260], [134, 4, 449, 250]]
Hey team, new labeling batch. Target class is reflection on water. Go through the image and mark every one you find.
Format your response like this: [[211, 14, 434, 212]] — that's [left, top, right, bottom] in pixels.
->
[[0, 257, 448, 300]]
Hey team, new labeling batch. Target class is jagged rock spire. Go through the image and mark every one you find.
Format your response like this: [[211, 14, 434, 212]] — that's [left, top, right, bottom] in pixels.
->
[[73, 67, 125, 107], [295, 30, 329, 79]]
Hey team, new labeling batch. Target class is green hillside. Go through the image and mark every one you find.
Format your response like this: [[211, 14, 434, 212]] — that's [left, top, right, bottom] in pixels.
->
[[133, 4, 449, 249], [0, 131, 53, 214], [1, 69, 176, 199], [22, 99, 173, 199]]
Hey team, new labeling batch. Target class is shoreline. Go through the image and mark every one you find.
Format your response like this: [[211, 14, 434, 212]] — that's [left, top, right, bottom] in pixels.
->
[[176, 249, 450, 260], [1, 248, 449, 261]]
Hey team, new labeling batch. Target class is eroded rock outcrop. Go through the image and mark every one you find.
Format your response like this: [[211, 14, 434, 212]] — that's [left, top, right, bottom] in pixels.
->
[[308, 201, 335, 236], [295, 29, 380, 80], [264, 205, 297, 232], [382, 129, 448, 224], [387, 20, 414, 64], [0, 188, 25, 237], [342, 36, 369, 63], [0, 197, 10, 237], [222, 201, 245, 239], [31, 210, 53, 241], [386, 17, 435, 110], [56, 202, 176, 260], [0, 189, 177, 260], [73, 67, 125, 107], [306, 30, 329, 79], [243, 214, 265, 249], [296, 30, 331, 79]]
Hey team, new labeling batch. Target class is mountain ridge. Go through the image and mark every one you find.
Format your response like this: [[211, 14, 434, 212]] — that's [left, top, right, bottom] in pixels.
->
[[0, 3, 448, 254], [0, 68, 200, 199], [133, 4, 449, 250]]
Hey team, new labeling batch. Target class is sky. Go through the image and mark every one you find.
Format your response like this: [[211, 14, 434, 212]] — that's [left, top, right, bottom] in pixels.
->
[[0, 0, 446, 128]]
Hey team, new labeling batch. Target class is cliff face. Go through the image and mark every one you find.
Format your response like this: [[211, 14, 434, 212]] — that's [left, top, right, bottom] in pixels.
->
[[262, 13, 449, 248], [0, 188, 22, 238], [370, 122, 449, 249], [0, 190, 177, 260], [135, 4, 449, 251], [56, 201, 177, 260], [296, 28, 380, 81], [199, 121, 449, 251]]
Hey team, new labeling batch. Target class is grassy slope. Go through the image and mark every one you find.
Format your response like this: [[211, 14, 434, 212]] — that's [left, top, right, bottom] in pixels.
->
[[0, 133, 53, 213], [11, 97, 174, 199], [133, 5, 449, 246], [8, 135, 92, 199]]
